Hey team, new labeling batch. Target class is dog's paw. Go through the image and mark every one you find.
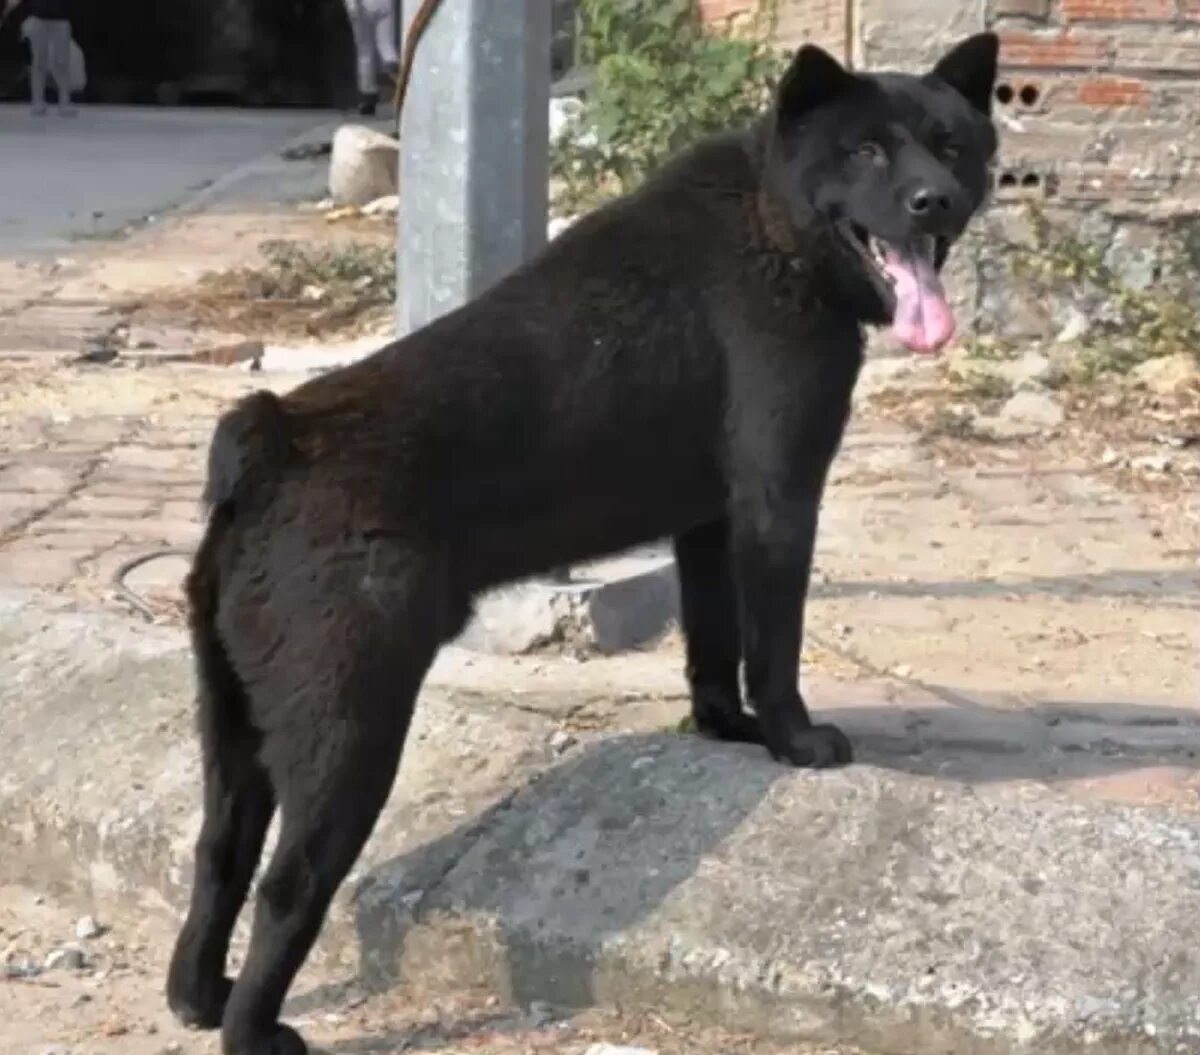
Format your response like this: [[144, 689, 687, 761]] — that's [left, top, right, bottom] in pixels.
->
[[225, 1022, 308, 1055], [167, 972, 232, 1031], [694, 709, 766, 746], [688, 686, 765, 745], [764, 722, 853, 768]]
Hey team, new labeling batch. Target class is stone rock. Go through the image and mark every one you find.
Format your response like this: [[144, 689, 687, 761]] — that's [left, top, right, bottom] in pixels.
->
[[45, 945, 86, 971], [998, 389, 1064, 428], [328, 124, 399, 206], [1056, 307, 1090, 344], [549, 96, 584, 143], [74, 914, 102, 940], [1131, 354, 1200, 397], [360, 194, 399, 218], [1131, 454, 1172, 474], [993, 350, 1053, 390]]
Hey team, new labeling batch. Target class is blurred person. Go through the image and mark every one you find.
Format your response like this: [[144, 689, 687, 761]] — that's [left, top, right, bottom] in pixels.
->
[[344, 0, 397, 117], [3, 0, 76, 115]]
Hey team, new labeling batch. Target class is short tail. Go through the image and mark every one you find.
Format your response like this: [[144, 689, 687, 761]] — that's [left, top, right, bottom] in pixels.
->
[[190, 390, 293, 755], [202, 389, 293, 511]]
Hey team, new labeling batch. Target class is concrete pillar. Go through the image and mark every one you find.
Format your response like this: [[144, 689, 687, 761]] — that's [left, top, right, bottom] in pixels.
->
[[397, 0, 551, 336]]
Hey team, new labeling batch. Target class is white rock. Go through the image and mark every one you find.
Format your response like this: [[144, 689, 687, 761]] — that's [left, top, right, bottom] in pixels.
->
[[1131, 454, 1172, 474], [328, 124, 399, 206], [549, 729, 577, 755], [549, 96, 584, 142], [361, 193, 399, 217], [1055, 308, 1090, 344], [45, 945, 86, 971], [998, 389, 1064, 428], [994, 350, 1053, 390], [1131, 353, 1200, 396], [74, 914, 102, 940]]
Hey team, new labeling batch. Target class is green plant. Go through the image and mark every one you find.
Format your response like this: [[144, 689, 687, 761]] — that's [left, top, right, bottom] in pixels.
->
[[551, 0, 784, 213], [251, 240, 395, 302], [1003, 205, 1200, 378]]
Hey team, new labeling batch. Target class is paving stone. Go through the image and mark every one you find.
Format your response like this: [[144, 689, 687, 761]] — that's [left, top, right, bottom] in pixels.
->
[[0, 543, 91, 588], [54, 494, 161, 520], [0, 463, 84, 494]]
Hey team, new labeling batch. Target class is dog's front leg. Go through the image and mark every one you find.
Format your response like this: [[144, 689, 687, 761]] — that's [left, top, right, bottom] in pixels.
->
[[731, 488, 853, 769]]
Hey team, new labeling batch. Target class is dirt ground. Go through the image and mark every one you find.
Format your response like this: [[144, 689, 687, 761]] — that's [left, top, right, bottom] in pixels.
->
[[1, 198, 1198, 1054], [0, 888, 859, 1055]]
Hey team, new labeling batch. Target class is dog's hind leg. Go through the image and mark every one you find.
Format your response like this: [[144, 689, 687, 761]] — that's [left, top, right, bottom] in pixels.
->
[[168, 532, 277, 1031], [219, 570, 445, 1055], [674, 518, 763, 745]]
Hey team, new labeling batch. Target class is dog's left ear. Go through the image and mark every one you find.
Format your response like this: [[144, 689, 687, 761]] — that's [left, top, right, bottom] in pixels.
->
[[929, 32, 999, 115]]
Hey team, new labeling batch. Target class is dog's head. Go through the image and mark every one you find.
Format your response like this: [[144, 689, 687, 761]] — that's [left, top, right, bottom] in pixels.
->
[[764, 33, 999, 353]]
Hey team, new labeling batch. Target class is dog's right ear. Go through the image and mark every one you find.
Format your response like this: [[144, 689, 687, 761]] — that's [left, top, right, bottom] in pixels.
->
[[776, 45, 858, 126]]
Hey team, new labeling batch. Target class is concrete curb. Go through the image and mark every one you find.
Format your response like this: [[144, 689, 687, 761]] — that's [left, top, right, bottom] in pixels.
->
[[3, 594, 1199, 1055]]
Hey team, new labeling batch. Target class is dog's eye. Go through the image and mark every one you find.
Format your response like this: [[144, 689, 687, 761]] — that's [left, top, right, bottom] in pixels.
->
[[856, 141, 887, 166]]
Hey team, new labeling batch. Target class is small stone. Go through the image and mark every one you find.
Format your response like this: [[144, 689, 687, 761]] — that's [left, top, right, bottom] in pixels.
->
[[994, 350, 1053, 390], [74, 915, 102, 940], [1131, 454, 1172, 474], [1055, 307, 1090, 344], [1131, 353, 1200, 397], [893, 664, 914, 679], [3, 959, 42, 979], [45, 945, 86, 971], [998, 389, 1063, 428], [549, 729, 578, 755], [1100, 447, 1125, 468]]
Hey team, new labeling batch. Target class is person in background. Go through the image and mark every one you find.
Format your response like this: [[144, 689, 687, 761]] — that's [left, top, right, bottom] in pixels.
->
[[3, 0, 74, 115], [344, 0, 398, 117]]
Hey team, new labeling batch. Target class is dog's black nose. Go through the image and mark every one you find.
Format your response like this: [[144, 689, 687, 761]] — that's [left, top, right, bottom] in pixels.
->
[[908, 187, 952, 216]]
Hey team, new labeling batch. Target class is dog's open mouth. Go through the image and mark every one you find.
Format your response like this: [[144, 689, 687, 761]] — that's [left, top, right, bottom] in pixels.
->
[[840, 223, 955, 354]]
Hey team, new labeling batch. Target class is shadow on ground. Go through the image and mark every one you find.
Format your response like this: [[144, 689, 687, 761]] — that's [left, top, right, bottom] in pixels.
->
[[285, 691, 1200, 1051]]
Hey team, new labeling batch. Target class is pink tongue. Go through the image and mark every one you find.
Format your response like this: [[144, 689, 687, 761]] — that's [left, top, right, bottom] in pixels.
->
[[882, 247, 955, 354]]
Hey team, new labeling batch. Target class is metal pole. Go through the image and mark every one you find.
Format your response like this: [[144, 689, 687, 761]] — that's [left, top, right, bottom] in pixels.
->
[[396, 0, 551, 336]]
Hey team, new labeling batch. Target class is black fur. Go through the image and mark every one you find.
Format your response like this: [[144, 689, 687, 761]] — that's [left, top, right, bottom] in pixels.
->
[[168, 36, 998, 1055]]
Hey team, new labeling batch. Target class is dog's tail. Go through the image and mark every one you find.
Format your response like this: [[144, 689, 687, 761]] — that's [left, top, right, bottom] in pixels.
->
[[189, 390, 294, 758]]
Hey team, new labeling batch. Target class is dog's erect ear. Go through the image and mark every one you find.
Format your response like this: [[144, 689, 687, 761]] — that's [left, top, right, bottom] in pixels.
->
[[929, 32, 999, 115], [776, 45, 859, 125]]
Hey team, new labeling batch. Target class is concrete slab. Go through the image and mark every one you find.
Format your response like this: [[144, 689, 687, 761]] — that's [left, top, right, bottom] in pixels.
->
[[457, 546, 680, 654], [3, 596, 1200, 1053]]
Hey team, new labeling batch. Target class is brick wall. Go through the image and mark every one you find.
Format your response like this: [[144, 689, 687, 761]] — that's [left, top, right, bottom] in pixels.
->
[[697, 0, 850, 60], [991, 0, 1200, 210]]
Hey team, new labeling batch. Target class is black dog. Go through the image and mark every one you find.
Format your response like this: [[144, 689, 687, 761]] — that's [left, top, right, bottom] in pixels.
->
[[167, 35, 998, 1055]]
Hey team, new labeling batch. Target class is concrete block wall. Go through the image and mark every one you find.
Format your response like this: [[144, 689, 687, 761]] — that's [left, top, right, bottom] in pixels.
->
[[991, 0, 1200, 212]]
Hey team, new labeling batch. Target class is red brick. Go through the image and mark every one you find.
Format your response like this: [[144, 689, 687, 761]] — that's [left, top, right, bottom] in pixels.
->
[[1000, 30, 1112, 68], [1183, 0, 1200, 20], [1061, 0, 1174, 18], [1076, 75, 1150, 106]]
